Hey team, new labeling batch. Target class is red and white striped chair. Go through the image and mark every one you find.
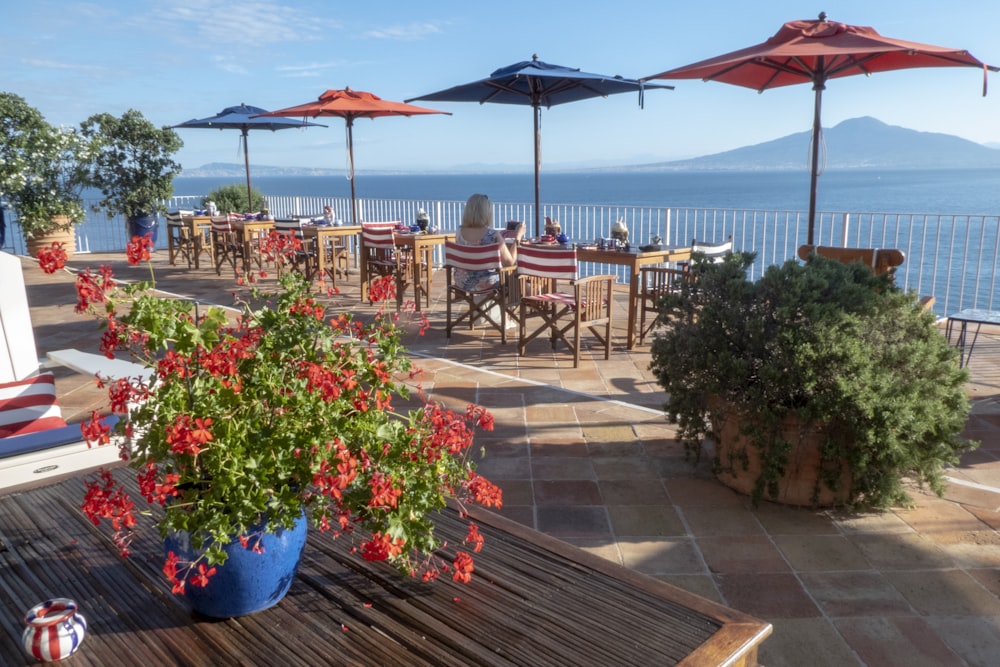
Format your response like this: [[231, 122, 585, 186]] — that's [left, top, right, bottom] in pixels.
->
[[360, 222, 410, 309], [444, 241, 517, 344], [516, 245, 615, 367]]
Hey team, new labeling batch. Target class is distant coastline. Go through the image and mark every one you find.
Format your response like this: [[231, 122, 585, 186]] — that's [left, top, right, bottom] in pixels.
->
[[173, 168, 1000, 216], [181, 116, 1000, 177]]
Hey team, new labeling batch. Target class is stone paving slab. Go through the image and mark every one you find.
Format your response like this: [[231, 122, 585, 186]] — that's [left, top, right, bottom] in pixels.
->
[[14, 251, 1000, 667]]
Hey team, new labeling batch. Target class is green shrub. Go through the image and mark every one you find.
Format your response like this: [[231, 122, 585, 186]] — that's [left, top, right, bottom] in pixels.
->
[[649, 251, 974, 509], [205, 183, 266, 215]]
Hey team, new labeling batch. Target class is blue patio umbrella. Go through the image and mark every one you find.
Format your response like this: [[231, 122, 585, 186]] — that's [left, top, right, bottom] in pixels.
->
[[407, 55, 672, 235], [172, 103, 325, 211]]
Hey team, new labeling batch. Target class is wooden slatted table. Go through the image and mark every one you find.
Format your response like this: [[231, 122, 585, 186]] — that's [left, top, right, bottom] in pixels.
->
[[0, 471, 770, 666]]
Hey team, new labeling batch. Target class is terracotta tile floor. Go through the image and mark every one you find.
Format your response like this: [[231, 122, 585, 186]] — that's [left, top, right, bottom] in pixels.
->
[[15, 251, 1000, 667]]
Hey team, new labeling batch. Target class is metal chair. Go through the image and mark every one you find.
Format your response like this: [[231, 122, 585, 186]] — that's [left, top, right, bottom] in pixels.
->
[[516, 245, 615, 368], [444, 241, 517, 344]]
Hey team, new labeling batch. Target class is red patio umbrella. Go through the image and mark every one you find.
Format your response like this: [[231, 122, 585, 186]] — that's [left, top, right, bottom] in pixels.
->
[[254, 89, 449, 224], [643, 12, 997, 245]]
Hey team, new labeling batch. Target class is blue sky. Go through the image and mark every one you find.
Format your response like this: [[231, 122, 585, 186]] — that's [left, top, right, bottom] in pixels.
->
[[4, 1, 999, 173]]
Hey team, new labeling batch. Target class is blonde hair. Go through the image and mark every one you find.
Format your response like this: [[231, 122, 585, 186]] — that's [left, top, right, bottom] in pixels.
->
[[461, 194, 493, 229]]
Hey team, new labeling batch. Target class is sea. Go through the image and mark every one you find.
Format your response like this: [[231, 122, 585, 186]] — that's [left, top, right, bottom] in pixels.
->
[[172, 168, 1000, 216]]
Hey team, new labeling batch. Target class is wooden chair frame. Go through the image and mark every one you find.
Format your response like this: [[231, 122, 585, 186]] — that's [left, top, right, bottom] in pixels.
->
[[516, 246, 615, 368], [360, 223, 410, 310], [444, 241, 517, 344], [209, 217, 244, 277], [637, 266, 690, 345]]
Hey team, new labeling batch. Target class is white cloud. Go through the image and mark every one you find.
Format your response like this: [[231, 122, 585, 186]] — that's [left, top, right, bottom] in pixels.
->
[[150, 1, 340, 45], [362, 21, 444, 41], [21, 58, 110, 74]]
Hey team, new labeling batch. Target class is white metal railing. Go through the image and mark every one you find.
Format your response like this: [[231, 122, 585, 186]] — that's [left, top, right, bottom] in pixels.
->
[[3, 196, 996, 319]]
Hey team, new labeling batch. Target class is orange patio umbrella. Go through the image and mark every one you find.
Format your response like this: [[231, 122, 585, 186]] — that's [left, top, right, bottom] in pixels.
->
[[643, 12, 997, 245], [254, 88, 449, 224]]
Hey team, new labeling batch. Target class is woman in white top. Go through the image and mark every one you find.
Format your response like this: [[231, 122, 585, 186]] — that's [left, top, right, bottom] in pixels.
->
[[454, 193, 524, 291]]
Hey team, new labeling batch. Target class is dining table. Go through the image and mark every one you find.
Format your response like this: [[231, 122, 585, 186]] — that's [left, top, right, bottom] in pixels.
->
[[301, 224, 362, 288], [525, 243, 693, 350]]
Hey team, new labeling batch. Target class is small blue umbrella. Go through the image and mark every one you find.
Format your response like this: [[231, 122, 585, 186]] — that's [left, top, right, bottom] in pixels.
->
[[172, 103, 325, 211], [407, 55, 672, 234]]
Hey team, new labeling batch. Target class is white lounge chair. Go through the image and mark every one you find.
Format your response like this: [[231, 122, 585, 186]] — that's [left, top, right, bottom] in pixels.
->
[[0, 251, 146, 491]]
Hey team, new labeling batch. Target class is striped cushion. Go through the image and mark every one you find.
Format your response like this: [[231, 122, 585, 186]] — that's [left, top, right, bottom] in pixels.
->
[[362, 223, 398, 250], [445, 241, 501, 272], [516, 246, 577, 281], [0, 373, 67, 438]]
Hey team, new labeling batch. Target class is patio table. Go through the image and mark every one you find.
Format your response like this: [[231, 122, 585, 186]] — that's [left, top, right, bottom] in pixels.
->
[[575, 245, 693, 350], [0, 470, 770, 665], [301, 224, 361, 288], [946, 308, 1000, 368]]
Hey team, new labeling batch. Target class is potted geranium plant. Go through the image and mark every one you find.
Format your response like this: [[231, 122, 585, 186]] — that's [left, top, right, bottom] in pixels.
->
[[79, 109, 183, 244], [37, 236, 501, 618], [0, 92, 89, 255], [649, 251, 973, 509]]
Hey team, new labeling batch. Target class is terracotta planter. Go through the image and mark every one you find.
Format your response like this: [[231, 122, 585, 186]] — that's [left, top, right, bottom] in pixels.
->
[[711, 401, 851, 507], [25, 217, 76, 259]]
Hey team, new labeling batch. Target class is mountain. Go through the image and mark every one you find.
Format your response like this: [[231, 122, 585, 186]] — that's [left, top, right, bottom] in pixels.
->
[[629, 117, 1000, 171], [181, 162, 347, 177], [182, 117, 1000, 176]]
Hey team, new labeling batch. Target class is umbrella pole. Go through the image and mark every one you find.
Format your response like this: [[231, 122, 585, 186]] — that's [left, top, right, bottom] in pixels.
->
[[242, 129, 253, 213], [807, 83, 824, 246], [533, 105, 541, 237], [347, 118, 358, 225]]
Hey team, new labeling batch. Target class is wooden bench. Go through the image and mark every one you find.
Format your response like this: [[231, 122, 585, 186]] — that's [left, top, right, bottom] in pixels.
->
[[798, 244, 935, 312], [0, 470, 771, 665]]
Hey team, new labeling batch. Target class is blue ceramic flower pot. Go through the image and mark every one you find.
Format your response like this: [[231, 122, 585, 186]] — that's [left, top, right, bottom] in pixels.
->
[[127, 213, 159, 244], [164, 512, 308, 618]]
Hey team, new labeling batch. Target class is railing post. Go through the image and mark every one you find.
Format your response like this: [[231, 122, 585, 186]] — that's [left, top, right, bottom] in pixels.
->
[[840, 212, 850, 247]]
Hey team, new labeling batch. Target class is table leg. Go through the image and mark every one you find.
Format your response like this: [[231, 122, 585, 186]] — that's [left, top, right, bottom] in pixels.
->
[[626, 272, 640, 350], [420, 245, 434, 310], [360, 250, 370, 302], [411, 246, 423, 311]]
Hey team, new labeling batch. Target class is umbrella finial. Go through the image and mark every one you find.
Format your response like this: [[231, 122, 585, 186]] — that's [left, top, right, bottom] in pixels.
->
[[532, 54, 539, 61], [818, 11, 827, 22]]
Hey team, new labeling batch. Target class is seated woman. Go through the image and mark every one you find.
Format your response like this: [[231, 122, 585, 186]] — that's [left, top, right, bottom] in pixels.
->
[[453, 193, 523, 291]]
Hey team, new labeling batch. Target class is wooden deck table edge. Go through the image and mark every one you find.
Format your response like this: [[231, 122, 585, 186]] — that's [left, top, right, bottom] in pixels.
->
[[0, 472, 770, 666]]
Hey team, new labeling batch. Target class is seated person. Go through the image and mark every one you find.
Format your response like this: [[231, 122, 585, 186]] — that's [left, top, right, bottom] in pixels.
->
[[453, 193, 524, 291]]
